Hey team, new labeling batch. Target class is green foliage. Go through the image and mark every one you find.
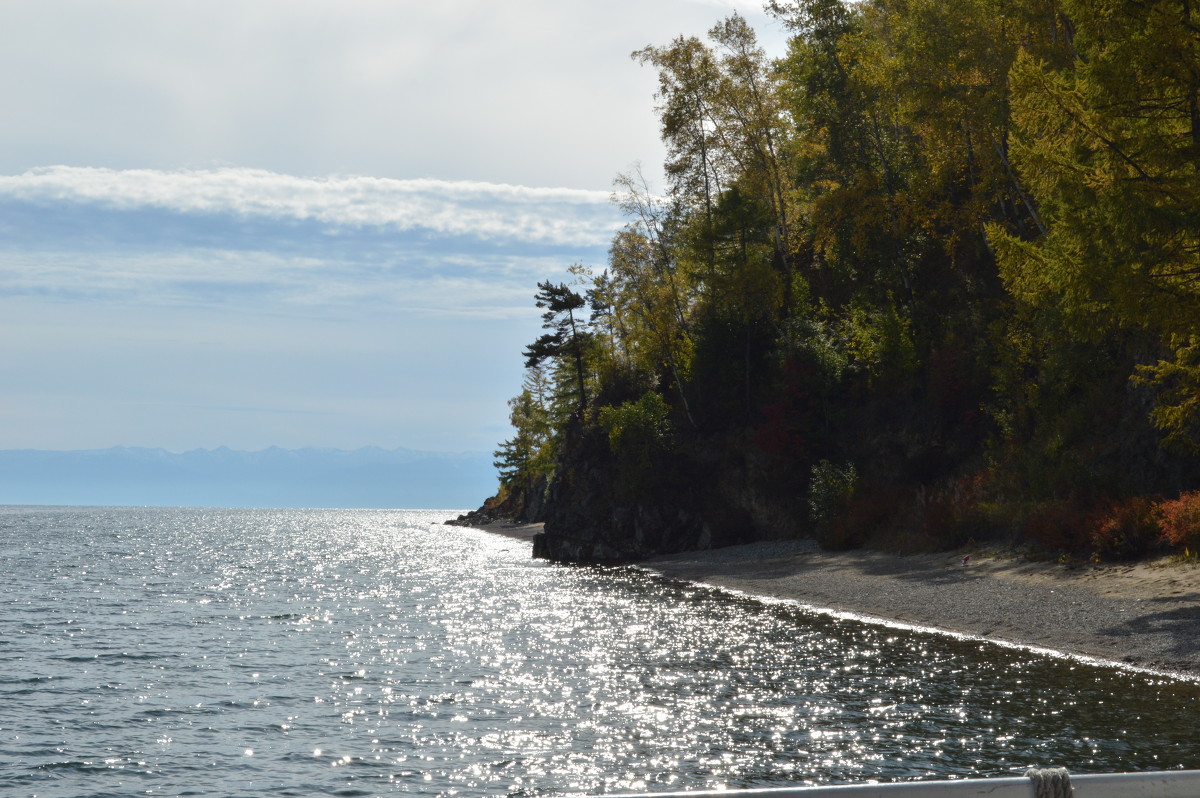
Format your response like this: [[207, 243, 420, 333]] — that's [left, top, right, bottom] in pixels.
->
[[493, 368, 555, 490], [991, 0, 1200, 341], [807, 459, 857, 533], [599, 391, 671, 453], [986, 303, 1157, 499], [598, 391, 674, 496], [1135, 337, 1200, 454], [781, 309, 849, 382], [843, 299, 918, 387]]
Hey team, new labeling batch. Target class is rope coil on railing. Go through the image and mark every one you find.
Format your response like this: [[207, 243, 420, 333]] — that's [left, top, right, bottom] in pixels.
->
[[1026, 768, 1073, 798]]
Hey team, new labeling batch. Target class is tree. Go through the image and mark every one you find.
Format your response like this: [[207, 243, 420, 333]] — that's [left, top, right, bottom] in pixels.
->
[[772, 0, 917, 304], [493, 368, 554, 489], [990, 0, 1200, 447], [708, 14, 797, 307], [610, 170, 699, 426], [634, 35, 725, 278], [523, 280, 592, 413]]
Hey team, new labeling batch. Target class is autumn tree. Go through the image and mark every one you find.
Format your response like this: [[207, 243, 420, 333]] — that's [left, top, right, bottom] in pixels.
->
[[609, 170, 699, 426], [487, 1, 1200, 557], [991, 0, 1200, 451], [708, 14, 797, 307], [634, 35, 725, 277]]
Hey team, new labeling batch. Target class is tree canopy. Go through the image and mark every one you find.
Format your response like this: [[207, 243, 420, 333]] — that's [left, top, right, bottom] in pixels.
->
[[492, 2, 1200, 561]]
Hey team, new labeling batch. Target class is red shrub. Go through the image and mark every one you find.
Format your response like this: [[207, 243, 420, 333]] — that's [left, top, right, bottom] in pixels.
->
[[1022, 500, 1094, 555], [1156, 491, 1200, 551], [1090, 497, 1157, 561]]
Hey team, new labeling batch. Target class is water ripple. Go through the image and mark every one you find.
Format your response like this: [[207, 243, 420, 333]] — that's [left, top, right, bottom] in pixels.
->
[[1, 506, 1199, 797]]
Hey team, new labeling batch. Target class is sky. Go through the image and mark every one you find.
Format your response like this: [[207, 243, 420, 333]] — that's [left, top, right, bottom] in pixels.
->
[[0, 0, 788, 457]]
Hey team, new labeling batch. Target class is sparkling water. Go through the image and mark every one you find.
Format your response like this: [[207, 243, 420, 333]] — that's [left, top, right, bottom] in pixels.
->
[[2, 506, 1198, 797]]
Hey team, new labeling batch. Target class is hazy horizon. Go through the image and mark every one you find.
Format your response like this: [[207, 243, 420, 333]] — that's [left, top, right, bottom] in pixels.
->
[[0, 445, 495, 508]]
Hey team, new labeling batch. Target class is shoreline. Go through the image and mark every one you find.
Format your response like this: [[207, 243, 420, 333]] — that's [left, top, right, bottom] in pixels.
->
[[461, 520, 1200, 680]]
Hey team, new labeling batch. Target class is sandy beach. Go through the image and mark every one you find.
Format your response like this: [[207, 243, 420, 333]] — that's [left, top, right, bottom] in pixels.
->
[[465, 520, 1200, 679]]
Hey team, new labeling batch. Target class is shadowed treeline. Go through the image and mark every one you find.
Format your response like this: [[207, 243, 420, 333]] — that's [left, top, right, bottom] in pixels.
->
[[488, 0, 1200, 563]]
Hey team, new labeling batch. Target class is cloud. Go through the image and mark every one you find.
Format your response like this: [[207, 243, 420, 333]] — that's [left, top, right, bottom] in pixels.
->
[[0, 166, 623, 247], [0, 2, 796, 456], [0, 244, 583, 321]]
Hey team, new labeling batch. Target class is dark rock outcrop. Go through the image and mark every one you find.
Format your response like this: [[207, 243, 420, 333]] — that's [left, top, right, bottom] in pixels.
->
[[452, 419, 802, 564], [446, 471, 550, 528], [445, 506, 498, 527], [530, 420, 755, 564]]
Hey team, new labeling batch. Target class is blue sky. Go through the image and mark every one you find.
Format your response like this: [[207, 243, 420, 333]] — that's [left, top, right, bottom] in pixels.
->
[[1, 0, 784, 455]]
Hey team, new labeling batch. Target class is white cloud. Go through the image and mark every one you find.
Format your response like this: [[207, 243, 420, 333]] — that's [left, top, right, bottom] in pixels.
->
[[0, 1, 787, 189], [0, 166, 623, 247], [0, 244, 574, 321]]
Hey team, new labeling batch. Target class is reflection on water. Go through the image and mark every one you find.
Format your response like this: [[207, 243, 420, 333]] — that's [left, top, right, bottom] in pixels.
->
[[1, 506, 1198, 797]]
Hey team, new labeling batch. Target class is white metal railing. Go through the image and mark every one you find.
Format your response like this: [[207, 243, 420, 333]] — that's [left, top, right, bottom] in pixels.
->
[[610, 769, 1200, 798]]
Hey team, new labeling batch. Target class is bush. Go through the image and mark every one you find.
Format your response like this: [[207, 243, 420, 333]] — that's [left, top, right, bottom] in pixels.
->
[[836, 485, 912, 551], [1156, 491, 1200, 551], [1090, 497, 1158, 561], [598, 391, 673, 498], [1022, 500, 1094, 555], [1022, 495, 1161, 561], [808, 460, 856, 527], [916, 471, 990, 551], [808, 460, 865, 549]]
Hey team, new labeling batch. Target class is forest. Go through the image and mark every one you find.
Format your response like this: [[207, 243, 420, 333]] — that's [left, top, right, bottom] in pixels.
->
[[485, 0, 1200, 563]]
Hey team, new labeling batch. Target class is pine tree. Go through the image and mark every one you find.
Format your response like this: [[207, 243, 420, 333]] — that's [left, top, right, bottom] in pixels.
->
[[523, 280, 592, 413]]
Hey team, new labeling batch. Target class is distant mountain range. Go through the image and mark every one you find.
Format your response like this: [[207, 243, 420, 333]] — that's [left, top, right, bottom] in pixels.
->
[[0, 446, 495, 509]]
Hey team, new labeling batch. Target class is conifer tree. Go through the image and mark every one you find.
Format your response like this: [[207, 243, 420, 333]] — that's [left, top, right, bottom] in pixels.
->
[[991, 0, 1200, 447], [493, 368, 555, 493], [523, 280, 592, 413]]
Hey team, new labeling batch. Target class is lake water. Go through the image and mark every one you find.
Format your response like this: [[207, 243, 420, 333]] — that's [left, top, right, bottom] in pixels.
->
[[2, 506, 1199, 798]]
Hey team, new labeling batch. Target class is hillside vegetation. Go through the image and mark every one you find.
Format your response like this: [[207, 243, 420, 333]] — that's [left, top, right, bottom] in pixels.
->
[[487, 0, 1200, 563]]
